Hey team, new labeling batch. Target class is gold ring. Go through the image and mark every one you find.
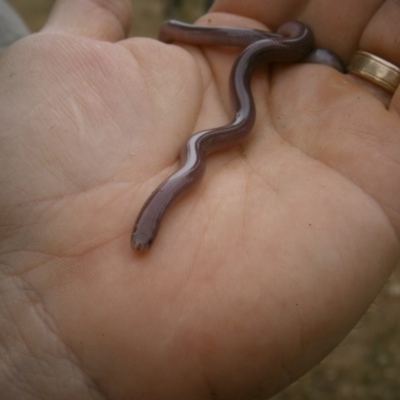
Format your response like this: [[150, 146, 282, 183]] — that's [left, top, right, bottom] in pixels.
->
[[347, 50, 400, 94]]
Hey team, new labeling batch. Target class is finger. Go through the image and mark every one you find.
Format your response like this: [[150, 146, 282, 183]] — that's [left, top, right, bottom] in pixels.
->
[[212, 0, 309, 29], [42, 0, 132, 42], [301, 0, 384, 59], [358, 0, 400, 109], [214, 0, 384, 57], [361, 1, 400, 64]]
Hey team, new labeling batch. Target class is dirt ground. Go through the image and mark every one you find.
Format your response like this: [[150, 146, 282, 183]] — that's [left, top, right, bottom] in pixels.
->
[[5, 1, 400, 399]]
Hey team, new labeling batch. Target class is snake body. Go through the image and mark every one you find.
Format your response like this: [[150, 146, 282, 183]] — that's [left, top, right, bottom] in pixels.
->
[[131, 20, 343, 252]]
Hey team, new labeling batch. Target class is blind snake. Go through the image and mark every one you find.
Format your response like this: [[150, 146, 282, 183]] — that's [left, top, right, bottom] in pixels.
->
[[131, 20, 343, 252]]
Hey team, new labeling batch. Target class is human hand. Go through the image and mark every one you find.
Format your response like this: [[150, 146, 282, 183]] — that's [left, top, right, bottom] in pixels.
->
[[0, 0, 399, 399]]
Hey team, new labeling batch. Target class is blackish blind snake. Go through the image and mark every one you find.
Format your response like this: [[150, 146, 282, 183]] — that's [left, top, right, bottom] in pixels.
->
[[131, 19, 344, 252]]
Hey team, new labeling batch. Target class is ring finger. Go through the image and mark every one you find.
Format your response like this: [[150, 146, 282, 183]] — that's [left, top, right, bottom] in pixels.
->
[[347, 1, 400, 106]]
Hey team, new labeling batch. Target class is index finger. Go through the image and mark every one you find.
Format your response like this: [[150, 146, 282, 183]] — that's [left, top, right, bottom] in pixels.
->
[[42, 0, 132, 42]]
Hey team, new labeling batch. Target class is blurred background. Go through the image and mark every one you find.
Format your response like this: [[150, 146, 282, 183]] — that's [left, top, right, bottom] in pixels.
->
[[3, 1, 400, 399], [7, 0, 212, 37]]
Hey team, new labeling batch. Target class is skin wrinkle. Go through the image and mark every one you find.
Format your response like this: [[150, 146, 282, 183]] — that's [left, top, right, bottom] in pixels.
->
[[241, 171, 254, 249], [24, 288, 105, 400], [1, 178, 131, 220], [189, 193, 213, 255], [124, 41, 203, 177], [0, 253, 55, 279], [206, 185, 227, 236], [177, 47, 211, 137], [26, 35, 113, 93], [249, 144, 395, 285], [202, 48, 231, 120], [4, 188, 128, 261], [135, 36, 184, 128], [105, 47, 139, 109], [87, 0, 132, 36], [247, 165, 279, 199], [44, 0, 131, 41], [3, 55, 127, 194], [243, 132, 301, 197], [329, 154, 400, 244], [160, 29, 223, 131], [130, 44, 162, 112], [0, 275, 102, 400], [264, 70, 400, 244]]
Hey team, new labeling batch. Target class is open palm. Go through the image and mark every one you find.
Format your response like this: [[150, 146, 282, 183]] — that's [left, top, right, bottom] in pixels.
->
[[1, 0, 399, 399]]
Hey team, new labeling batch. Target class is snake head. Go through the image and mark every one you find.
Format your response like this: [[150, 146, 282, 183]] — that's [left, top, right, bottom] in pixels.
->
[[131, 231, 153, 252]]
